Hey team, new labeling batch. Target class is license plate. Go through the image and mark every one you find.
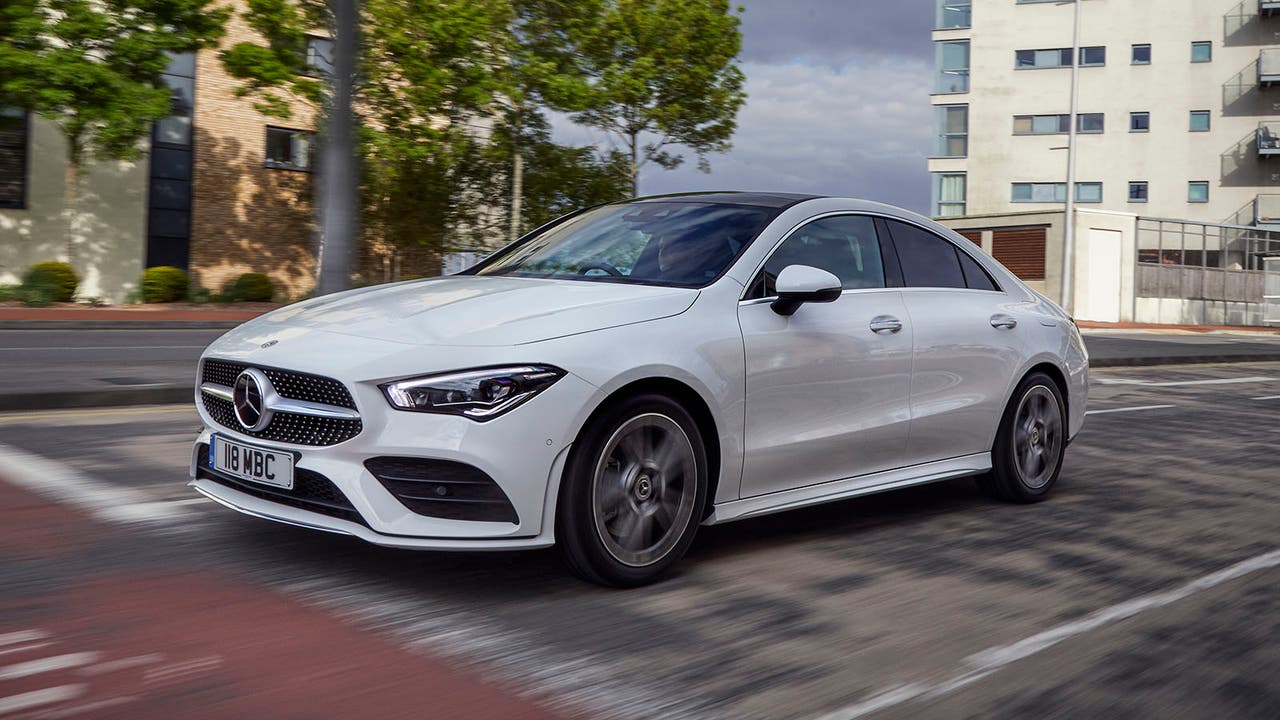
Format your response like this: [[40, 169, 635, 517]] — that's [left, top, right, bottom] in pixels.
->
[[210, 435, 294, 490]]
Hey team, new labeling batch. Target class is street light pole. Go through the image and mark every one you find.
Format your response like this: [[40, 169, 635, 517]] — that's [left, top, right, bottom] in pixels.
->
[[1060, 0, 1083, 313]]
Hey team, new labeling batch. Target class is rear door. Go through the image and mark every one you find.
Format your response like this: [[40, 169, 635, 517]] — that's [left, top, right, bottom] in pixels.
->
[[738, 214, 913, 497], [881, 218, 1030, 465]]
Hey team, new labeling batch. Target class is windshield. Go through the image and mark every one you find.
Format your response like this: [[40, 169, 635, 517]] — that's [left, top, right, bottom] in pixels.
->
[[475, 202, 774, 287]]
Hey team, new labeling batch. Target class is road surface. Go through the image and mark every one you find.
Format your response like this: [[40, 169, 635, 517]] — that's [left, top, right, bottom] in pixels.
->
[[0, 362, 1277, 718]]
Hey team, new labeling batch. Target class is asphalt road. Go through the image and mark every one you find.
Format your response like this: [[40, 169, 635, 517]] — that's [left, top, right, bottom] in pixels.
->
[[2, 327, 1280, 410], [0, 362, 1277, 718]]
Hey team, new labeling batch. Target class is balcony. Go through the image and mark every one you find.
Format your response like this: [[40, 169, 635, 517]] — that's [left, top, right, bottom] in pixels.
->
[[1256, 194, 1280, 228], [1258, 122, 1280, 156], [1260, 48, 1280, 85]]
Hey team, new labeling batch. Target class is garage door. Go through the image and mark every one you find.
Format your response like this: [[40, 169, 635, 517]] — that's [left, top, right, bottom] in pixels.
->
[[991, 228, 1047, 280], [958, 231, 982, 247]]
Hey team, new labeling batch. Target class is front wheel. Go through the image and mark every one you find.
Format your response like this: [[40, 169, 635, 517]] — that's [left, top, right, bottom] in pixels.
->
[[557, 394, 708, 587], [978, 372, 1067, 503]]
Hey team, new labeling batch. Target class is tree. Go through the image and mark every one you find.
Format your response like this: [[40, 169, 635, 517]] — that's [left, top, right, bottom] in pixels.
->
[[0, 0, 228, 262], [556, 0, 747, 194], [221, 0, 514, 283]]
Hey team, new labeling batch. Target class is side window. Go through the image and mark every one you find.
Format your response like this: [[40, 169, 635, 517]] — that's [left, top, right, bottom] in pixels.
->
[[752, 215, 886, 297], [884, 219, 966, 289], [957, 249, 999, 291]]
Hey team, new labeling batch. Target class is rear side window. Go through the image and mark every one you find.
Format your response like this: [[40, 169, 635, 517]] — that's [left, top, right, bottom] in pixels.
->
[[883, 219, 966, 289], [957, 250, 999, 291], [752, 215, 885, 297]]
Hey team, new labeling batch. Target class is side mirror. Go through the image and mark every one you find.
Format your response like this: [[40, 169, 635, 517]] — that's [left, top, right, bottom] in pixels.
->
[[771, 265, 842, 316]]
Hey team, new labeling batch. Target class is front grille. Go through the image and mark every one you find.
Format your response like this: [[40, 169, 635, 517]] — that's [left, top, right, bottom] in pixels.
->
[[200, 359, 362, 446], [365, 457, 519, 524], [196, 443, 367, 527]]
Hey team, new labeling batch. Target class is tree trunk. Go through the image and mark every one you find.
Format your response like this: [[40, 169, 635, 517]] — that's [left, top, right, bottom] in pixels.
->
[[509, 127, 523, 242], [628, 132, 639, 197], [63, 158, 80, 266], [316, 0, 361, 296]]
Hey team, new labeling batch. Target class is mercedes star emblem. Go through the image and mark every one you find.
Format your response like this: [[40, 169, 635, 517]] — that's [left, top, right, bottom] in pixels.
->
[[232, 368, 274, 431]]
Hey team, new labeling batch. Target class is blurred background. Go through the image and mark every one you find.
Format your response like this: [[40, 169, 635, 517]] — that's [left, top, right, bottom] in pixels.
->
[[2, 0, 1280, 718]]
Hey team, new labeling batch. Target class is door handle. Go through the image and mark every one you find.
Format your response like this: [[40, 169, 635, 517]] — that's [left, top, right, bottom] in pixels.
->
[[870, 316, 903, 334], [990, 314, 1018, 330]]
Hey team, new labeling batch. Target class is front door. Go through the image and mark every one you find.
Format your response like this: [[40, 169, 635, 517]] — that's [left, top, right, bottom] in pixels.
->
[[738, 215, 914, 498]]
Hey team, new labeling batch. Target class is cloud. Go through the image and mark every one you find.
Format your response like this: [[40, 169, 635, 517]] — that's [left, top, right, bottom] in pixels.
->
[[548, 1, 936, 214]]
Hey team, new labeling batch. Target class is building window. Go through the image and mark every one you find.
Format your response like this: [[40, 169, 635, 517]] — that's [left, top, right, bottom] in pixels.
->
[[1012, 182, 1066, 202], [1132, 44, 1151, 65], [305, 36, 334, 76], [932, 173, 967, 217], [933, 105, 968, 157], [1014, 114, 1070, 134], [935, 41, 970, 94], [1077, 113, 1105, 133], [1188, 181, 1209, 202], [935, 0, 971, 29], [1075, 182, 1103, 203], [1016, 48, 1073, 69], [265, 127, 312, 171], [1079, 46, 1106, 67], [1191, 41, 1212, 63], [1128, 181, 1149, 203], [0, 108, 28, 209], [1189, 110, 1211, 132], [1130, 111, 1150, 132]]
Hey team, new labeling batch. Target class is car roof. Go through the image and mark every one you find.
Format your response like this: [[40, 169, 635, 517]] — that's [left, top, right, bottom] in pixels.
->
[[627, 191, 822, 209]]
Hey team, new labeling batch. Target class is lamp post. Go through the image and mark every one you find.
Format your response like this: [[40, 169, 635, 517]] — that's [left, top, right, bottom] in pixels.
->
[[1059, 0, 1083, 314]]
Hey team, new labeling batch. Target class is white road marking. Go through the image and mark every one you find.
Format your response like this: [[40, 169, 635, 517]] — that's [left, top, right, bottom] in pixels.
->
[[0, 346, 204, 351], [0, 442, 198, 525], [28, 696, 137, 719], [1085, 404, 1176, 416], [0, 653, 100, 681], [0, 630, 48, 647], [0, 686, 84, 716], [814, 548, 1280, 720], [0, 643, 53, 658], [78, 653, 165, 677], [143, 656, 221, 685], [1095, 376, 1274, 387], [1253, 394, 1280, 400]]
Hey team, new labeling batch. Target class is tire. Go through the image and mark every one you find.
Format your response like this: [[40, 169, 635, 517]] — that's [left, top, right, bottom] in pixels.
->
[[977, 372, 1067, 503], [556, 393, 708, 587]]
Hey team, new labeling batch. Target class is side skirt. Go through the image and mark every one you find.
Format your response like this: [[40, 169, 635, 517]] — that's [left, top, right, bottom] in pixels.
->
[[703, 453, 991, 525]]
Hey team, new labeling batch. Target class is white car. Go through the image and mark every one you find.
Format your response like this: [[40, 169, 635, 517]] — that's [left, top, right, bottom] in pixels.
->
[[190, 193, 1088, 586]]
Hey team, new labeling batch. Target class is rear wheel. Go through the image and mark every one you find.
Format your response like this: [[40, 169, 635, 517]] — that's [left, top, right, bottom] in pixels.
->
[[557, 394, 707, 587], [978, 372, 1066, 503]]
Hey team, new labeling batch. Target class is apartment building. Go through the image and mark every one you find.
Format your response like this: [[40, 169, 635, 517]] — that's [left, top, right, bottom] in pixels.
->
[[927, 0, 1280, 325], [0, 3, 330, 301], [929, 0, 1280, 223]]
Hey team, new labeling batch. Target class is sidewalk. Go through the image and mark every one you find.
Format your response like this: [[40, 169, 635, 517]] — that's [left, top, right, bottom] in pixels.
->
[[0, 475, 565, 720], [0, 304, 275, 329]]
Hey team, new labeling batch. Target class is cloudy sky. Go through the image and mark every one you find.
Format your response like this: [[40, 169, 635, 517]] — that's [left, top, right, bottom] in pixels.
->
[[552, 0, 936, 213]]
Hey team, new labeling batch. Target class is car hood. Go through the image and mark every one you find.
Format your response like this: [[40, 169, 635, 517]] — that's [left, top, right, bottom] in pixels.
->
[[250, 275, 699, 347]]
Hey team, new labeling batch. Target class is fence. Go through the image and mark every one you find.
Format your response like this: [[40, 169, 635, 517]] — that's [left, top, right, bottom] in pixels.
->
[[1135, 217, 1280, 325]]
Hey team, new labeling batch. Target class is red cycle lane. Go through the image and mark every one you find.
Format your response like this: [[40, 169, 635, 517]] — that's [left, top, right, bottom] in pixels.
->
[[0, 477, 567, 720]]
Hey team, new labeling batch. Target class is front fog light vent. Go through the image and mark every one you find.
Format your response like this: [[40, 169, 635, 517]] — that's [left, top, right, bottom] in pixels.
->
[[364, 457, 518, 524]]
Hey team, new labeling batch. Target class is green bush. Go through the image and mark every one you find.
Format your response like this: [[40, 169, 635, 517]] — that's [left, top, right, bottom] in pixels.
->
[[0, 284, 19, 302], [140, 266, 189, 303], [22, 261, 79, 303], [222, 272, 275, 302]]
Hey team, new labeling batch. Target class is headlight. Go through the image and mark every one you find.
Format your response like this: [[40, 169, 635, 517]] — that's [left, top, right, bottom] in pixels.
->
[[380, 365, 565, 421]]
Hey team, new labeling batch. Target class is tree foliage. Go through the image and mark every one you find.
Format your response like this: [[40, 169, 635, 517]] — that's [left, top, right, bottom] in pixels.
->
[[554, 0, 747, 193], [0, 0, 229, 167]]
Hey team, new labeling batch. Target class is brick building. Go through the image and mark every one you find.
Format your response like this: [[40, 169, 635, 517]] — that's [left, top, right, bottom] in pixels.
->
[[0, 0, 329, 302]]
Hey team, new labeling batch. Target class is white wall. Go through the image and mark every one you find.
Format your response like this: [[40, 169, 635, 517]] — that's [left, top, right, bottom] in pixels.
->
[[0, 117, 148, 301]]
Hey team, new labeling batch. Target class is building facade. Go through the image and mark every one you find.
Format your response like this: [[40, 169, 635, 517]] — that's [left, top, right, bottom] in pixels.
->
[[928, 0, 1280, 325], [0, 0, 326, 302]]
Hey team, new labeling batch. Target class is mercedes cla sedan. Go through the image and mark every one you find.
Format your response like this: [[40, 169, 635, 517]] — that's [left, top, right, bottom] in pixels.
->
[[190, 192, 1088, 586]]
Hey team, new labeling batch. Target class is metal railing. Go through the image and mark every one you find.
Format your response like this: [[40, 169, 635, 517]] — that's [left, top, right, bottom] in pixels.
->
[[1135, 217, 1280, 325]]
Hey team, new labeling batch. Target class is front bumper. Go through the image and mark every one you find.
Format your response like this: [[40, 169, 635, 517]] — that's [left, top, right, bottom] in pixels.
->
[[190, 369, 601, 548]]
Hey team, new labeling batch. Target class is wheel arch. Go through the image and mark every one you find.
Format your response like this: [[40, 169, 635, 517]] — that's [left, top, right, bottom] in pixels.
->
[[571, 376, 723, 518]]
